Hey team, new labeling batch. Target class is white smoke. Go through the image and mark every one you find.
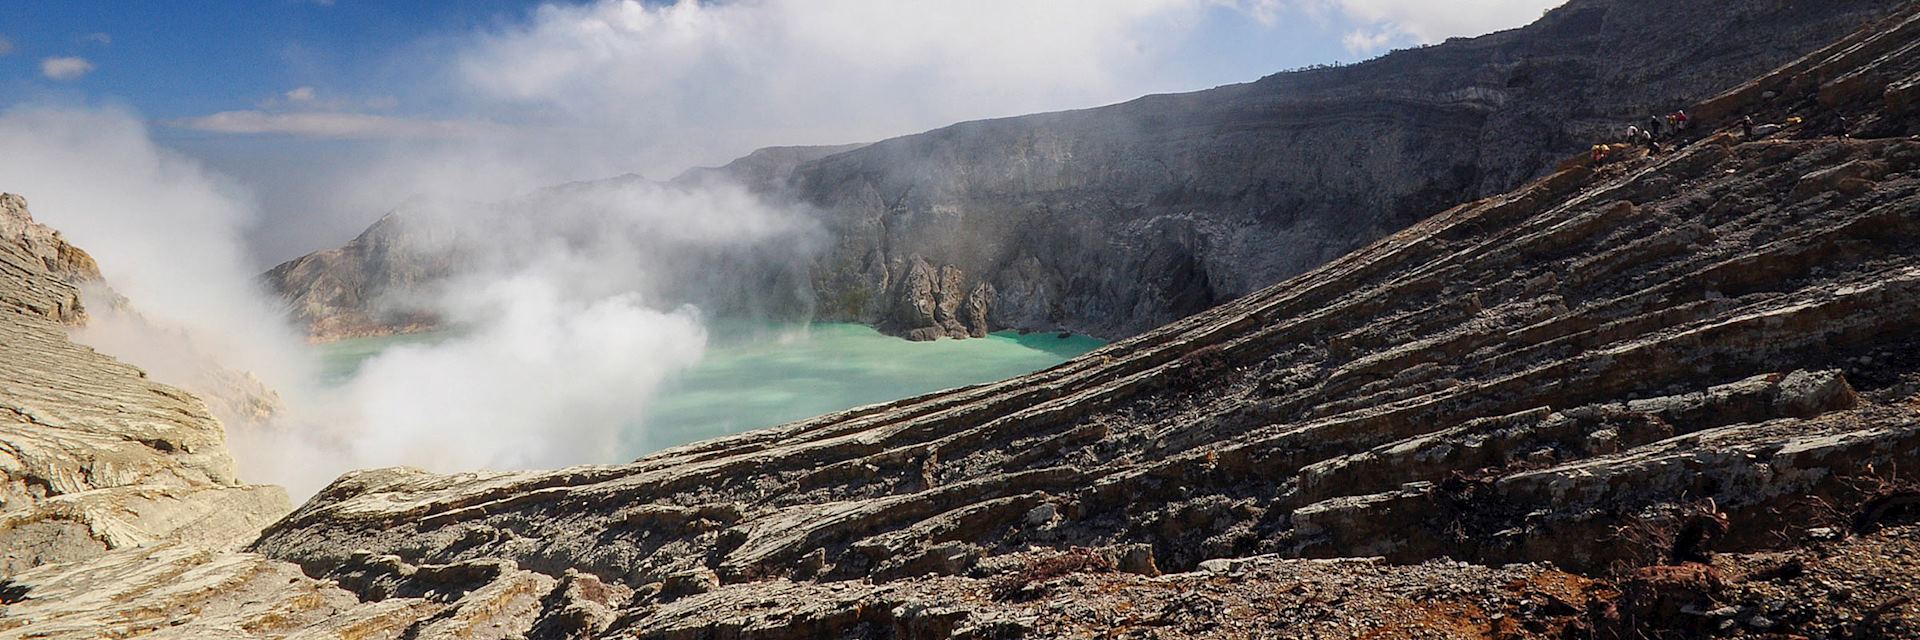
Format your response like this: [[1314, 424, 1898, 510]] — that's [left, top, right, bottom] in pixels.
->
[[2, 0, 1569, 501], [339, 278, 707, 471], [0, 105, 340, 493], [0, 106, 314, 394], [0, 104, 816, 498]]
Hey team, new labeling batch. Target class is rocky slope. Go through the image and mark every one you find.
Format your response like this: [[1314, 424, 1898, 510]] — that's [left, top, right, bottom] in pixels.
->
[[0, 195, 289, 574], [267, 0, 1904, 342], [5, 5, 1920, 639], [10, 6, 1907, 637]]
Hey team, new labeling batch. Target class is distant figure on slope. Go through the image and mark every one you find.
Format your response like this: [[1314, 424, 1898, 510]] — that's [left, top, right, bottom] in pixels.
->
[[1649, 115, 1666, 139], [1741, 115, 1756, 138], [1837, 115, 1852, 139], [1630, 125, 1657, 153]]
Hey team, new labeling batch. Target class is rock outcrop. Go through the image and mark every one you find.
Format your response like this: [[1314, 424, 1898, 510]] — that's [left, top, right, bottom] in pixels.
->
[[8, 4, 1920, 638], [0, 195, 289, 574], [265, 0, 1906, 342], [29, 7, 1891, 636], [262, 211, 453, 342]]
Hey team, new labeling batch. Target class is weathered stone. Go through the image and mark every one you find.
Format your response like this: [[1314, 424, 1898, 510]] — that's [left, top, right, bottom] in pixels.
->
[[265, 0, 1902, 342], [0, 195, 289, 574], [15, 2, 1920, 638]]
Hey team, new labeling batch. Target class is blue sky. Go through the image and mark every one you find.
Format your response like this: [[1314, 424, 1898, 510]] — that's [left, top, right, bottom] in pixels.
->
[[0, 0, 1562, 264], [1, 2, 530, 119]]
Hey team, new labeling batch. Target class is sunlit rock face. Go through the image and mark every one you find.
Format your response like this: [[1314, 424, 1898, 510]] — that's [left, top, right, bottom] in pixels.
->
[[0, 194, 289, 574]]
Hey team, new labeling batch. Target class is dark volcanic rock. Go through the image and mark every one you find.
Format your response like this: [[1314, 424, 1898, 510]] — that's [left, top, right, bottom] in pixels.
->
[[12, 5, 1920, 639], [784, 0, 1903, 339], [266, 0, 1903, 342], [231, 9, 1920, 636]]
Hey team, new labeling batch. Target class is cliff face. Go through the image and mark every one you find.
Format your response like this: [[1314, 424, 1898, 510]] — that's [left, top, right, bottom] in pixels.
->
[[0, 194, 289, 574], [266, 0, 1903, 342], [11, 9, 1909, 636], [6, 5, 1920, 639], [784, 0, 1903, 340]]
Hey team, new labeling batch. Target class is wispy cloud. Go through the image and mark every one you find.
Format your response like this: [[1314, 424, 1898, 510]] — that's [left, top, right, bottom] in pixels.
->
[[1321, 0, 1567, 53], [0, 36, 14, 56], [285, 86, 316, 102], [81, 32, 112, 46], [166, 110, 492, 139], [447, 0, 1296, 177], [40, 56, 95, 80]]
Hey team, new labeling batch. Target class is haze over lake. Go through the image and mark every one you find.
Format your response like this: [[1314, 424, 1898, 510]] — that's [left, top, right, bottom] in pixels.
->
[[320, 322, 1104, 458]]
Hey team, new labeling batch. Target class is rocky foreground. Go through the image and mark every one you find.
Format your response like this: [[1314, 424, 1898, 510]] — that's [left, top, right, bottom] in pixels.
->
[[266, 0, 1903, 343], [7, 5, 1917, 639], [0, 194, 288, 575]]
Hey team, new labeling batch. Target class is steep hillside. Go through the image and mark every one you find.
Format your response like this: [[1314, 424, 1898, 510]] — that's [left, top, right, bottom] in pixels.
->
[[10, 6, 1907, 637], [7, 4, 1920, 639], [0, 195, 288, 574], [266, 0, 1904, 342], [786, 0, 1903, 340]]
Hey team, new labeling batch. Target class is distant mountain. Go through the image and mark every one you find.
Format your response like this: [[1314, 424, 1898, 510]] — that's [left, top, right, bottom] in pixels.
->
[[268, 0, 1902, 341]]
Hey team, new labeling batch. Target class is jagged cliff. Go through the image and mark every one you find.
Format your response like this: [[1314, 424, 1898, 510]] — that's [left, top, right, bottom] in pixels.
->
[[10, 7, 1916, 637], [265, 0, 1902, 343], [0, 195, 289, 574]]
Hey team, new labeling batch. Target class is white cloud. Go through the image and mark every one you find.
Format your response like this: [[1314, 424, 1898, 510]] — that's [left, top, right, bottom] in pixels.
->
[[40, 56, 94, 81], [449, 0, 1286, 176], [168, 110, 492, 139], [1341, 26, 1397, 53], [81, 32, 112, 46], [285, 86, 316, 102], [1324, 0, 1566, 53]]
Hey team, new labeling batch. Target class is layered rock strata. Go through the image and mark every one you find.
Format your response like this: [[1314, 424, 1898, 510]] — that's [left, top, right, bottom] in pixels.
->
[[266, 0, 1907, 342], [6, 4, 1920, 638], [193, 7, 1920, 637], [0, 195, 289, 573]]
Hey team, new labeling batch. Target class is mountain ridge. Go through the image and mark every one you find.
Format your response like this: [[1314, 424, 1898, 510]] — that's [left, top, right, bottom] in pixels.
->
[[10, 4, 1905, 635], [265, 0, 1903, 343]]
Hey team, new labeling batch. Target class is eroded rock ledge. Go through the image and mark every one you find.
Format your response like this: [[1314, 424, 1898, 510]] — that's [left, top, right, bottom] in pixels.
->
[[210, 7, 1920, 637], [0, 195, 290, 574], [7, 3, 1920, 638]]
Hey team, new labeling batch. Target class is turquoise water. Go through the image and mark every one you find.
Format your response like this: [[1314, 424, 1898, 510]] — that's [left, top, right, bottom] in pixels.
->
[[318, 323, 1103, 456]]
